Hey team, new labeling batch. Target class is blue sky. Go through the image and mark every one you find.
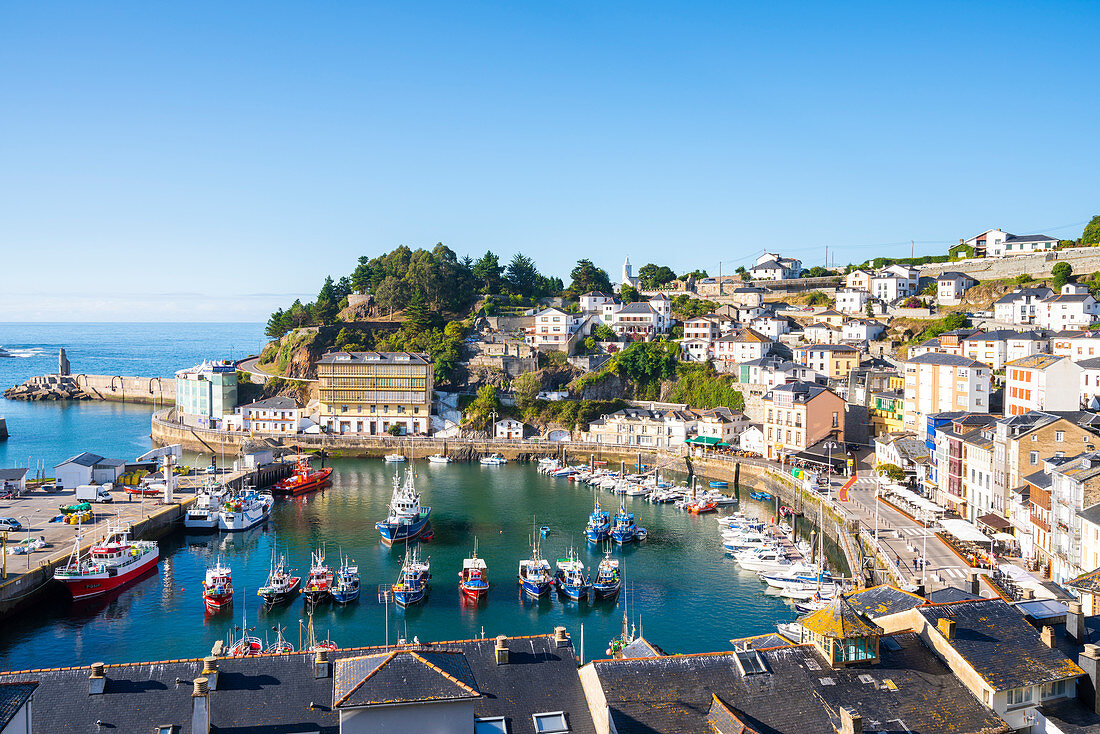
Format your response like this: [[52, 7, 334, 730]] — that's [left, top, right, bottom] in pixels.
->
[[2, 2, 1098, 321]]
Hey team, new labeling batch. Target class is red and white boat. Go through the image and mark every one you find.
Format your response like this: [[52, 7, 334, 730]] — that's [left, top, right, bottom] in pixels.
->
[[273, 459, 333, 496], [458, 540, 489, 602], [54, 524, 159, 600], [202, 558, 233, 611]]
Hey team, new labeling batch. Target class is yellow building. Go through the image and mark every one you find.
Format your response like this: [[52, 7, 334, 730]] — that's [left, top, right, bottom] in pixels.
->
[[316, 351, 433, 436]]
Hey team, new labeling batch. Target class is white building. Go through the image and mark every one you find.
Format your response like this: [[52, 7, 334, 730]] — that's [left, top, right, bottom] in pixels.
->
[[1004, 354, 1084, 416], [836, 288, 872, 314], [1038, 287, 1100, 331], [749, 253, 802, 280], [902, 353, 991, 429], [494, 418, 525, 440], [0, 468, 29, 494], [527, 307, 581, 350], [748, 314, 790, 340], [963, 228, 1010, 257], [583, 407, 697, 448], [713, 328, 773, 365], [579, 291, 615, 313], [993, 288, 1054, 325], [233, 396, 301, 434], [679, 338, 712, 363], [1051, 331, 1100, 362], [738, 424, 765, 454], [174, 360, 238, 430], [988, 233, 1058, 257], [936, 272, 978, 305], [870, 272, 917, 303], [54, 452, 126, 490], [694, 407, 749, 444], [844, 269, 872, 291], [842, 319, 885, 342]]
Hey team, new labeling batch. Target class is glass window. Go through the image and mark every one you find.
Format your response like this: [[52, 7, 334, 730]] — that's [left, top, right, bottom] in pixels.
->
[[1030, 451, 1039, 465], [533, 712, 569, 733], [476, 717, 509, 734]]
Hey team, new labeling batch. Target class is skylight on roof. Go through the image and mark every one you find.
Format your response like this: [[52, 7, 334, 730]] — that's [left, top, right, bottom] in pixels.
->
[[476, 717, 509, 734], [533, 712, 569, 733], [734, 649, 768, 676]]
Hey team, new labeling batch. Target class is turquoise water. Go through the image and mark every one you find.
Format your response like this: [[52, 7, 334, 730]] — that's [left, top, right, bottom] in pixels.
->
[[0, 323, 817, 670], [0, 460, 804, 670]]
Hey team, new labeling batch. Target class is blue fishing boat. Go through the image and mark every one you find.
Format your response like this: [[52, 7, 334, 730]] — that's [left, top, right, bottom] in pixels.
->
[[749, 491, 773, 501], [517, 538, 553, 598], [392, 547, 431, 607], [610, 500, 638, 545], [709, 480, 728, 489], [376, 471, 431, 545], [331, 555, 360, 604], [540, 526, 551, 537], [584, 496, 611, 543], [554, 550, 591, 601], [592, 552, 621, 599]]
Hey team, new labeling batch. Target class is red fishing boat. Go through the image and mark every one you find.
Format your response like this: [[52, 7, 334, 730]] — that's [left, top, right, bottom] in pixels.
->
[[689, 499, 718, 514], [458, 539, 489, 602], [273, 459, 333, 496], [53, 523, 159, 600], [202, 558, 233, 611]]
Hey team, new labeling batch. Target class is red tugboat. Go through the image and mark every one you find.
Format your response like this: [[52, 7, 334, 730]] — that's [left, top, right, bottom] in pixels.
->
[[54, 523, 159, 600], [202, 558, 233, 611], [272, 459, 333, 497]]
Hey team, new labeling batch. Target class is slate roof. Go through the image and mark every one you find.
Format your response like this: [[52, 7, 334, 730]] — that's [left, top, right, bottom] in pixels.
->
[[617, 302, 657, 315], [0, 682, 36, 728], [906, 353, 986, 368], [729, 633, 793, 650], [317, 351, 430, 364], [919, 599, 1085, 690], [763, 381, 834, 404], [56, 452, 104, 468], [619, 637, 666, 659], [0, 634, 596, 734], [926, 587, 982, 604], [1006, 234, 1057, 243], [938, 271, 976, 281], [843, 585, 927, 619], [994, 288, 1054, 304], [1038, 698, 1100, 734], [241, 396, 299, 411], [716, 328, 770, 344], [799, 596, 880, 638], [333, 650, 480, 707], [0, 469, 29, 481], [589, 632, 1010, 734]]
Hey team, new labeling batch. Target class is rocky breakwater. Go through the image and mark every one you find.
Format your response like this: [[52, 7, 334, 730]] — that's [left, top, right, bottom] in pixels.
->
[[4, 375, 90, 401]]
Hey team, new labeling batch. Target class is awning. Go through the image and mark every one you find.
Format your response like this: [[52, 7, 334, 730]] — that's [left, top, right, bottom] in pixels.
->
[[940, 518, 992, 544], [686, 437, 728, 447], [977, 513, 1012, 531], [993, 532, 1017, 542]]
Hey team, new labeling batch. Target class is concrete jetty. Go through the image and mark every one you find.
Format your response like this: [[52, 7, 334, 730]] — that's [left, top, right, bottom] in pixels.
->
[[4, 348, 175, 404]]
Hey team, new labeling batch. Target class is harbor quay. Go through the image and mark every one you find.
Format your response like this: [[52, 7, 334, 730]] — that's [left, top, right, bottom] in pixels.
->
[[0, 462, 291, 619]]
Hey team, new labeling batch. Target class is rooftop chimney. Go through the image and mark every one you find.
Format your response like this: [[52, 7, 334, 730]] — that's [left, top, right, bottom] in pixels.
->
[[314, 649, 331, 679], [202, 655, 219, 690], [494, 635, 510, 665], [89, 662, 106, 695], [937, 618, 956, 640], [1042, 625, 1057, 649], [967, 571, 981, 596], [840, 707, 863, 734], [1068, 601, 1087, 644], [1080, 645, 1100, 714], [554, 626, 570, 648], [1023, 588, 1036, 600], [192, 677, 211, 734]]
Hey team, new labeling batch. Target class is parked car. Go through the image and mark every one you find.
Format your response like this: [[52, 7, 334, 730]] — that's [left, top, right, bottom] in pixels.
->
[[815, 474, 831, 486], [0, 518, 23, 532]]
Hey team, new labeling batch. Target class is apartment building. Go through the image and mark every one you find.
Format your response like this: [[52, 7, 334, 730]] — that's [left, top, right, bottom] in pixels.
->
[[760, 381, 845, 460], [713, 328, 773, 365], [835, 288, 871, 314], [930, 414, 997, 516], [902, 353, 990, 430], [528, 307, 580, 351], [174, 359, 238, 430], [793, 343, 860, 380], [1004, 354, 1083, 416], [841, 319, 885, 342], [316, 351, 433, 436], [1052, 331, 1100, 361], [993, 288, 1054, 325], [735, 355, 825, 389], [1039, 287, 1100, 331], [583, 407, 697, 448]]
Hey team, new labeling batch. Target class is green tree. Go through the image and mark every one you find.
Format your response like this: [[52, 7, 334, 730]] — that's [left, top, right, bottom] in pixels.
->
[[619, 284, 641, 303], [1053, 262, 1073, 289], [265, 308, 288, 339], [877, 463, 907, 482], [1013, 273, 1034, 285], [568, 259, 613, 296], [376, 276, 409, 317], [443, 321, 465, 339], [594, 323, 617, 341], [637, 264, 677, 290], [921, 282, 937, 296], [1082, 216, 1100, 246], [513, 372, 541, 408], [387, 424, 403, 436], [472, 251, 503, 294], [678, 269, 708, 280], [312, 276, 340, 325], [505, 253, 540, 297], [351, 256, 373, 293], [865, 301, 874, 318], [287, 299, 310, 328], [466, 384, 502, 431], [805, 291, 831, 306], [404, 290, 433, 334]]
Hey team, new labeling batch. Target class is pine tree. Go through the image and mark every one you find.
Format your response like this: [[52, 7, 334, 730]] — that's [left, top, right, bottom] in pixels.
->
[[404, 290, 432, 334]]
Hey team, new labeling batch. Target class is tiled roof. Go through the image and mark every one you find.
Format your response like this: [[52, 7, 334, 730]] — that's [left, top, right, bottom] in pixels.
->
[[799, 596, 880, 638], [919, 599, 1085, 690], [716, 328, 770, 344], [590, 632, 1009, 734], [1066, 566, 1100, 594], [842, 585, 926, 619]]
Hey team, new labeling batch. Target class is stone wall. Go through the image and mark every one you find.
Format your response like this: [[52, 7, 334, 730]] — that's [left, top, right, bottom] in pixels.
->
[[919, 246, 1100, 281], [5, 374, 175, 404]]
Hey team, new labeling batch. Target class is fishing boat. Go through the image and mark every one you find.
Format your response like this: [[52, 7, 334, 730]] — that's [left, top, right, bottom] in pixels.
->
[[202, 558, 234, 611], [53, 523, 159, 600], [749, 491, 773, 501], [554, 550, 591, 601], [709, 480, 729, 489], [584, 496, 611, 543], [184, 483, 226, 531], [480, 454, 507, 465], [459, 540, 489, 601], [592, 553, 621, 599], [517, 538, 553, 599], [375, 471, 431, 544], [228, 611, 262, 657], [610, 500, 638, 545], [689, 499, 717, 514], [257, 554, 300, 606], [264, 624, 295, 654], [384, 453, 407, 463], [427, 454, 451, 464], [392, 547, 431, 607], [331, 555, 360, 604], [540, 525, 551, 537], [218, 488, 274, 532], [305, 610, 338, 653], [301, 550, 334, 606], [272, 458, 333, 496]]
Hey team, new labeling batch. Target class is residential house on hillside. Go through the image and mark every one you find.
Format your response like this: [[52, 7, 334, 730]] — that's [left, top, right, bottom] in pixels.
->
[[963, 228, 1010, 257], [1039, 286, 1100, 330], [1041, 451, 1100, 582], [713, 328, 773, 366], [793, 343, 860, 380], [527, 307, 582, 351], [903, 353, 990, 430], [1005, 354, 1083, 416], [845, 268, 873, 291], [802, 321, 840, 344], [871, 267, 918, 303], [936, 271, 979, 305], [874, 432, 929, 477], [760, 381, 845, 460], [579, 291, 615, 313], [748, 313, 790, 340], [842, 318, 885, 342], [836, 287, 872, 314], [1052, 330, 1100, 361], [583, 407, 697, 448], [988, 232, 1059, 257], [994, 287, 1054, 325], [749, 252, 802, 280], [736, 355, 825, 389]]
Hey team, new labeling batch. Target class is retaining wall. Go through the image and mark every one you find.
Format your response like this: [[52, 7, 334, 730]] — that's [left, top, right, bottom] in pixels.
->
[[919, 246, 1100, 281]]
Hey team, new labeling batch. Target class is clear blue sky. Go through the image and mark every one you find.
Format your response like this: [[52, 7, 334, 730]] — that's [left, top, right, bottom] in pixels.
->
[[2, 2, 1098, 321]]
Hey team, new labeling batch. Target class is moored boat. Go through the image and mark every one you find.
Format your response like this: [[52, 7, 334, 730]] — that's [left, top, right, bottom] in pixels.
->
[[202, 557, 233, 610], [184, 482, 226, 531], [272, 458, 333, 496], [375, 471, 431, 545], [749, 491, 773, 501], [584, 496, 611, 543], [384, 453, 407, 463], [592, 553, 621, 599], [257, 553, 300, 606], [610, 500, 638, 545], [264, 624, 295, 654], [480, 454, 507, 465], [709, 480, 728, 489], [53, 523, 158, 600], [218, 488, 274, 532], [427, 454, 451, 464], [392, 547, 431, 607], [554, 550, 591, 601], [459, 540, 489, 601], [301, 550, 334, 606], [331, 555, 360, 604], [517, 538, 553, 599]]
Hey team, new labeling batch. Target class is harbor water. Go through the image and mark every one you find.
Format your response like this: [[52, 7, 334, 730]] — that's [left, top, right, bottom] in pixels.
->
[[0, 323, 838, 670]]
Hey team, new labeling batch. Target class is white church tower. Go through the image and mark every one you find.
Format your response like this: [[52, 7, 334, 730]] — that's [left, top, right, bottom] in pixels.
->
[[621, 256, 637, 290]]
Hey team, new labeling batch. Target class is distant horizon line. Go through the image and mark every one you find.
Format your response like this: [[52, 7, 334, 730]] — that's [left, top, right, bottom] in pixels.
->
[[0, 321, 265, 325]]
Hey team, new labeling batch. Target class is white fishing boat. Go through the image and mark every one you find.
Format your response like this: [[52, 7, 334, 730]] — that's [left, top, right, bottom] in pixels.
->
[[184, 482, 226, 531], [426, 454, 451, 464], [218, 488, 274, 532], [480, 454, 507, 465], [736, 547, 793, 572], [384, 453, 407, 463]]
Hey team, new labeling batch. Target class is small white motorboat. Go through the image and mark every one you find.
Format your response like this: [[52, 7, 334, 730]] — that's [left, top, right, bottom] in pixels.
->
[[426, 454, 451, 464], [480, 454, 507, 466], [384, 454, 407, 463]]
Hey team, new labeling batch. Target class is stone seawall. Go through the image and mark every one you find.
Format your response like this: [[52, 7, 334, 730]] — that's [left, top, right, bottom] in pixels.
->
[[5, 373, 175, 404]]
